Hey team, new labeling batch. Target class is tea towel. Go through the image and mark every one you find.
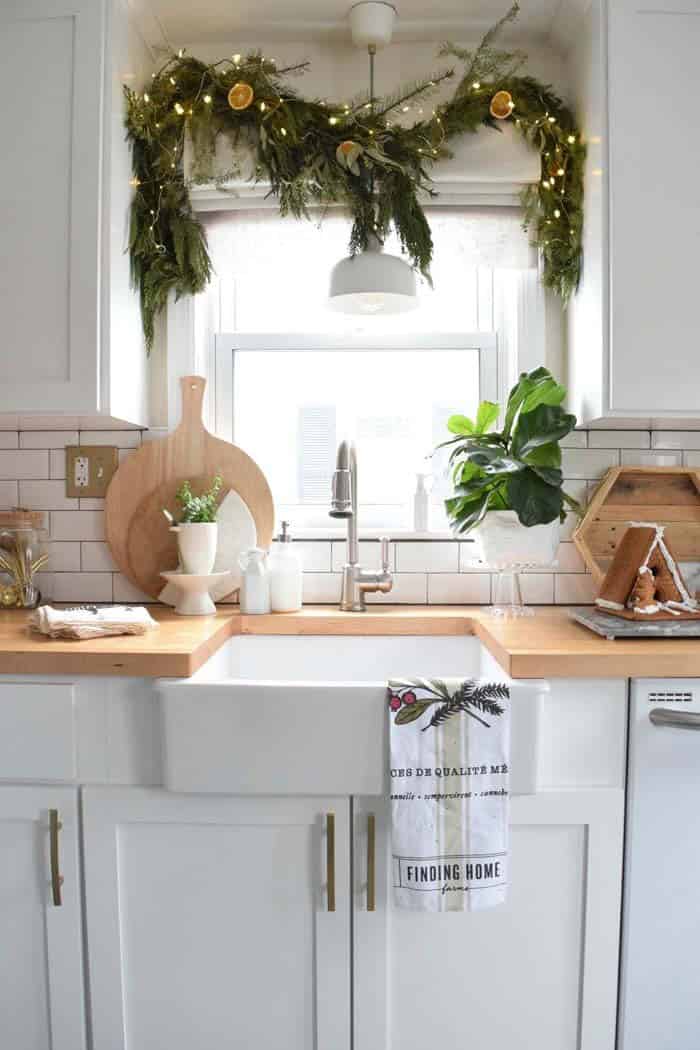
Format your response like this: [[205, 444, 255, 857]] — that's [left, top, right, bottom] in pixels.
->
[[389, 677, 510, 911]]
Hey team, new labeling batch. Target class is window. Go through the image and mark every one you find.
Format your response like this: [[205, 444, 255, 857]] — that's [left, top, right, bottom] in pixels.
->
[[206, 205, 537, 533], [216, 334, 496, 531]]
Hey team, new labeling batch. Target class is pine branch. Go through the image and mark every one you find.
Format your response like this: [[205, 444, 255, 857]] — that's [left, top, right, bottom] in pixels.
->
[[421, 681, 508, 732]]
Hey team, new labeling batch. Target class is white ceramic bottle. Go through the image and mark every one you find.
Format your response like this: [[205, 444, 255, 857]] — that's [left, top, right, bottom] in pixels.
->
[[414, 473, 430, 532], [268, 521, 303, 612], [238, 548, 271, 614]]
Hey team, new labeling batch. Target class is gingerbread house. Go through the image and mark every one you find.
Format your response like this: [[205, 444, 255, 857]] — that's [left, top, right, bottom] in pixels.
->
[[595, 523, 700, 620]]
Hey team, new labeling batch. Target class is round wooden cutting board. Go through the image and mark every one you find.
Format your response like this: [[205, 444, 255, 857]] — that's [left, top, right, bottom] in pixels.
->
[[105, 376, 274, 598]]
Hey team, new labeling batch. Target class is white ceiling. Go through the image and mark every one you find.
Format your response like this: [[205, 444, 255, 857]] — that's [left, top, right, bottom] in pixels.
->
[[134, 0, 584, 50]]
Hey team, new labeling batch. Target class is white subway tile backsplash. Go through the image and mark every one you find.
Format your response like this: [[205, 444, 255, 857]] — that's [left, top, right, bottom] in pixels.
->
[[554, 574, 597, 604], [10, 423, 700, 606], [652, 431, 700, 450], [18, 479, 75, 511], [0, 450, 49, 479], [297, 541, 332, 572], [52, 572, 113, 603], [79, 429, 142, 448], [46, 542, 81, 572], [428, 573, 491, 604], [588, 430, 650, 449], [20, 431, 78, 449], [113, 574, 152, 603], [561, 448, 619, 479], [50, 510, 104, 542], [561, 430, 588, 448], [620, 450, 682, 467], [554, 542, 586, 572], [81, 542, 117, 572], [49, 450, 67, 480], [395, 542, 458, 573], [0, 480, 19, 507], [302, 573, 343, 604]]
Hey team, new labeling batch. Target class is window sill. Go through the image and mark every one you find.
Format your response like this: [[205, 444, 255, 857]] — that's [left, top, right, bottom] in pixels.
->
[[294, 530, 470, 542]]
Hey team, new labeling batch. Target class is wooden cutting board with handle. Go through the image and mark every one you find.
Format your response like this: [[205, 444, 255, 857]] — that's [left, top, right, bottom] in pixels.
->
[[105, 376, 273, 595]]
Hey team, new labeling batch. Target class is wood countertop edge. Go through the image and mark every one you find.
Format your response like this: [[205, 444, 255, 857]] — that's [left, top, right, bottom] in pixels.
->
[[1, 605, 700, 677]]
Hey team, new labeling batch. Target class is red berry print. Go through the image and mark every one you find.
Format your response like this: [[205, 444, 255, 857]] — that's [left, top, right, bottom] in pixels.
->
[[402, 690, 417, 705], [389, 694, 401, 711]]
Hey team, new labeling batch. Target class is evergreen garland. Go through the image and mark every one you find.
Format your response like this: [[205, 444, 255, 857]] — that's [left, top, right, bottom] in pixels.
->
[[125, 3, 585, 351]]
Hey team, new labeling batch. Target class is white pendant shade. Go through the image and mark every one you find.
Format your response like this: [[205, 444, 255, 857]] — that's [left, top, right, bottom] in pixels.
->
[[328, 238, 417, 315]]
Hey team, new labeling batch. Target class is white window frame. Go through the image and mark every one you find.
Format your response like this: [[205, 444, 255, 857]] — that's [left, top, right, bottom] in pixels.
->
[[212, 332, 498, 536]]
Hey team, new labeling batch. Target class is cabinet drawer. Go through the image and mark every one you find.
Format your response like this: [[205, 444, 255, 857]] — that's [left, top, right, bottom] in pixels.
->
[[0, 683, 76, 780]]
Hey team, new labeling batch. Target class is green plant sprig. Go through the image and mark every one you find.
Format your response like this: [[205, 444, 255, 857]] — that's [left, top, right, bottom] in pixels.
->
[[439, 367, 583, 534], [125, 2, 585, 350], [173, 475, 223, 523]]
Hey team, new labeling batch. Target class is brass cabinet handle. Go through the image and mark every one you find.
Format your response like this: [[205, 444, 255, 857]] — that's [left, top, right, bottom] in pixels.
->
[[326, 812, 336, 912], [367, 813, 376, 912], [49, 809, 64, 907]]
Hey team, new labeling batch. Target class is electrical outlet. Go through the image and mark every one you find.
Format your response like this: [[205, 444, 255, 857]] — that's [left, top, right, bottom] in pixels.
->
[[65, 446, 119, 499]]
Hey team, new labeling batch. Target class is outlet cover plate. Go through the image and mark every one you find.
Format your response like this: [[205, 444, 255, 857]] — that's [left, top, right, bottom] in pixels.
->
[[65, 446, 119, 499]]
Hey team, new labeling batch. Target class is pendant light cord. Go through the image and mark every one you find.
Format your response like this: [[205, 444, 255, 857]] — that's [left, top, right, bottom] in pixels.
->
[[368, 44, 377, 238]]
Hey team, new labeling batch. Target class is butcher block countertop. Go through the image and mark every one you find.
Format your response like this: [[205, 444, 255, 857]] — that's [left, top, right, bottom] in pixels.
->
[[0, 605, 699, 678]]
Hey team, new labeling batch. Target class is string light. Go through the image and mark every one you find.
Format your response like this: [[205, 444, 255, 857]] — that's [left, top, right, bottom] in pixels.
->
[[178, 48, 185, 58], [329, 116, 338, 125], [129, 177, 140, 187], [280, 127, 287, 136], [259, 101, 266, 111], [557, 167, 565, 176], [567, 134, 576, 144], [233, 53, 241, 64], [143, 93, 150, 103], [174, 102, 185, 115], [169, 77, 176, 86], [548, 116, 556, 123], [472, 81, 481, 90], [554, 208, 561, 218], [203, 94, 212, 104]]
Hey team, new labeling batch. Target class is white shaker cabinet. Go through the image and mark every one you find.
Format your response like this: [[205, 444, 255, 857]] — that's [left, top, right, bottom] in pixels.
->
[[83, 789, 352, 1050], [568, 0, 700, 423], [0, 785, 85, 1050], [0, 0, 149, 425], [353, 790, 624, 1050]]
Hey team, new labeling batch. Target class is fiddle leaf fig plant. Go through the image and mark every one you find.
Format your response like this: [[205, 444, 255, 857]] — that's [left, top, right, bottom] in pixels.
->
[[439, 367, 582, 534]]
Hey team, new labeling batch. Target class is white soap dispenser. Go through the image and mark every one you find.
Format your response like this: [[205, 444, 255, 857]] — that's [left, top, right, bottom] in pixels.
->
[[268, 521, 303, 612], [414, 473, 430, 533]]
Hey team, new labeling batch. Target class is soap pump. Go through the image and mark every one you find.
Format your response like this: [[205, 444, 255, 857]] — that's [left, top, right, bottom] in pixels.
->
[[268, 521, 303, 612]]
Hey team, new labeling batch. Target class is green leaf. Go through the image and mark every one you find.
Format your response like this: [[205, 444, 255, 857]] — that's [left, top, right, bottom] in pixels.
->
[[511, 403, 577, 459], [521, 381, 566, 414], [445, 490, 492, 534], [527, 465, 563, 487], [474, 401, 499, 434], [395, 701, 432, 725], [523, 442, 561, 468], [502, 367, 553, 438], [506, 469, 563, 526], [447, 415, 475, 435]]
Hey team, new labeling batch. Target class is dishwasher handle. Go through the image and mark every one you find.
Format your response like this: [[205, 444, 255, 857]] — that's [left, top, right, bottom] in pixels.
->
[[649, 707, 700, 730]]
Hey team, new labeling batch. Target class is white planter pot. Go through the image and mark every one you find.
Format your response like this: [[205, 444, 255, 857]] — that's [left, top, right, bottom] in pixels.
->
[[170, 523, 218, 575], [472, 511, 559, 569]]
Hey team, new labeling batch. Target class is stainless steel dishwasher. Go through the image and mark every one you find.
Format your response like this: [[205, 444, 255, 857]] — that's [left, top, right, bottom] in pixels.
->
[[618, 679, 700, 1049]]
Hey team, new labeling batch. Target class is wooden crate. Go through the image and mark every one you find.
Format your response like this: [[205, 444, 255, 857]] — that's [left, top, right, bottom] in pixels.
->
[[573, 467, 700, 585]]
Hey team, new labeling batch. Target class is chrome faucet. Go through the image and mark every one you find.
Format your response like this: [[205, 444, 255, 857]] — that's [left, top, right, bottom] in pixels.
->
[[329, 440, 393, 611]]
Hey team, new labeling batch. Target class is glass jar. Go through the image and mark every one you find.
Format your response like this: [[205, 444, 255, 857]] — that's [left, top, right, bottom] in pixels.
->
[[0, 509, 49, 609]]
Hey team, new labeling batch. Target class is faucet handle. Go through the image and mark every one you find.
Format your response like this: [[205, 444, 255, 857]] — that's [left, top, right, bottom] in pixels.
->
[[379, 536, 391, 574]]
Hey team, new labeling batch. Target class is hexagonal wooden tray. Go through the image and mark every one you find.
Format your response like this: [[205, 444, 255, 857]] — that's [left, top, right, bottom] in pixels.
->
[[573, 467, 700, 586]]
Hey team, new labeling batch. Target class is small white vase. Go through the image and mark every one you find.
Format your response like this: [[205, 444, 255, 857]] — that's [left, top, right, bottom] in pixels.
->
[[473, 511, 560, 569], [170, 522, 218, 575]]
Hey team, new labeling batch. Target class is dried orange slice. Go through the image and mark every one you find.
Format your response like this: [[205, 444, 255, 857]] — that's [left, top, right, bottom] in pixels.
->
[[489, 90, 514, 120], [228, 82, 254, 111]]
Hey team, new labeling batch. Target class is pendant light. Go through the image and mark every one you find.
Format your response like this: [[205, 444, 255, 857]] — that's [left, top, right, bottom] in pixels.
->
[[328, 2, 418, 315]]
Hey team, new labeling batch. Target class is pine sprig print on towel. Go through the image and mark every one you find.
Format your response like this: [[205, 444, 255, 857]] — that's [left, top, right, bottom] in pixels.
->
[[388, 678, 508, 732]]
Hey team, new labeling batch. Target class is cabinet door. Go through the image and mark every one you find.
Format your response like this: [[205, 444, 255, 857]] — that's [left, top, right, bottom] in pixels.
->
[[608, 0, 700, 415], [353, 790, 623, 1050], [0, 0, 102, 414], [0, 785, 85, 1050], [83, 788, 351, 1050]]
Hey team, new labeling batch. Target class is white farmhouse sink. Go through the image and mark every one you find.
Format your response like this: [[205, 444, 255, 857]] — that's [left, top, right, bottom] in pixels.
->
[[158, 634, 545, 796]]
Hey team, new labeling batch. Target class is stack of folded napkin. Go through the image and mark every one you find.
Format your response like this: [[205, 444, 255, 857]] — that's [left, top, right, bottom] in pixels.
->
[[30, 605, 158, 640]]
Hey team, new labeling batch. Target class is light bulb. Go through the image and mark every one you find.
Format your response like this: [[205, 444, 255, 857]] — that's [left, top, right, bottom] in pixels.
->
[[554, 209, 561, 218], [568, 135, 576, 144]]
